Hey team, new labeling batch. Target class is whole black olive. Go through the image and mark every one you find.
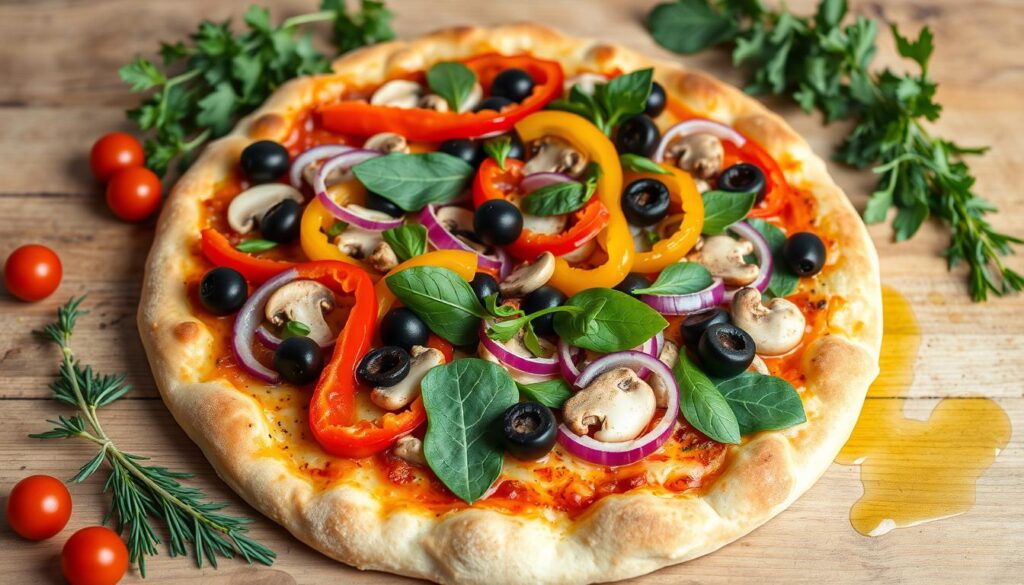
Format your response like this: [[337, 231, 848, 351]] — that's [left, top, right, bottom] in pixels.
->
[[783, 232, 826, 276], [717, 163, 767, 204], [621, 178, 671, 227], [697, 322, 755, 379], [260, 199, 301, 243], [681, 308, 730, 347], [473, 200, 523, 246], [379, 308, 429, 350], [490, 68, 536, 103], [364, 191, 404, 218], [614, 114, 661, 157], [273, 336, 324, 385], [439, 139, 484, 168], [356, 346, 411, 387], [470, 272, 501, 305], [615, 273, 652, 298], [474, 96, 514, 113], [521, 286, 566, 336], [501, 402, 557, 460], [198, 267, 248, 316], [645, 81, 667, 118], [240, 140, 290, 184]]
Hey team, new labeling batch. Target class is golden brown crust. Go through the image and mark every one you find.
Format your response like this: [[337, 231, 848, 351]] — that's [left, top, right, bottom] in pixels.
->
[[137, 23, 881, 584]]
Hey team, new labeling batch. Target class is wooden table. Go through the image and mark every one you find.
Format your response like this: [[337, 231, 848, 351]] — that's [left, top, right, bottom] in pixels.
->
[[1, 0, 1021, 583]]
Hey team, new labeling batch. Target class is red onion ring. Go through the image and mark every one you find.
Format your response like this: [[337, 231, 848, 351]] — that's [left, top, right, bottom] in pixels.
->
[[314, 149, 399, 230], [723, 221, 773, 302], [419, 204, 508, 276], [557, 350, 679, 466], [255, 324, 336, 351], [556, 333, 662, 386], [653, 119, 747, 163], [520, 172, 576, 195], [289, 145, 354, 188], [641, 278, 725, 315], [478, 323, 559, 377], [231, 268, 299, 383], [320, 201, 403, 231]]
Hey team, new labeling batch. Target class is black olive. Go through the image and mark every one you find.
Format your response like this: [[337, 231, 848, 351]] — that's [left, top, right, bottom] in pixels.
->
[[615, 273, 652, 298], [680, 308, 730, 347], [491, 68, 536, 103], [473, 200, 523, 246], [379, 308, 429, 350], [470, 272, 501, 305], [614, 114, 661, 157], [501, 402, 557, 460], [273, 336, 324, 385], [439, 139, 484, 168], [621, 178, 671, 227], [521, 286, 566, 336], [198, 267, 248, 315], [240, 140, 290, 184], [697, 323, 755, 379], [484, 132, 525, 161], [260, 199, 301, 243], [717, 163, 767, 204], [645, 81, 667, 118], [356, 346, 411, 387], [474, 96, 514, 113], [783, 232, 826, 276], [364, 191, 404, 218]]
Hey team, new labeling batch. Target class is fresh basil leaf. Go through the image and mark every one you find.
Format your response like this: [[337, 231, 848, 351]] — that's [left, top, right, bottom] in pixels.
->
[[647, 0, 739, 55], [282, 320, 311, 339], [426, 61, 478, 112], [716, 372, 806, 434], [353, 152, 474, 212], [382, 224, 427, 263], [745, 218, 799, 298], [235, 239, 277, 252], [643, 229, 661, 247], [595, 68, 654, 129], [483, 136, 512, 170], [421, 359, 518, 503], [486, 305, 581, 343], [620, 153, 671, 175], [673, 352, 741, 444], [384, 266, 488, 345], [633, 262, 713, 296], [553, 288, 667, 353], [520, 163, 600, 216], [701, 190, 756, 234], [484, 293, 523, 319], [516, 379, 572, 409], [521, 322, 545, 358], [325, 220, 348, 239]]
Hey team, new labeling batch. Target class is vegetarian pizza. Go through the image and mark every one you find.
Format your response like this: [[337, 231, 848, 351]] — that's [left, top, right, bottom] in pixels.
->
[[138, 24, 882, 585]]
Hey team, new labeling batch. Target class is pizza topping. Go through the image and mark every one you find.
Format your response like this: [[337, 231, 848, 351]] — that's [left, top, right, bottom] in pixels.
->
[[474, 200, 525, 247], [333, 225, 382, 259], [783, 232, 827, 277], [520, 284, 567, 336], [666, 132, 724, 180], [371, 345, 445, 411], [198, 267, 249, 316], [680, 307, 730, 347], [648, 339, 679, 408], [226, 183, 304, 235], [273, 336, 325, 385], [501, 402, 558, 460], [730, 287, 806, 356], [499, 252, 555, 298], [614, 114, 661, 158], [379, 307, 430, 351], [439, 138, 485, 168], [369, 79, 424, 109], [392, 436, 427, 467], [419, 204, 510, 276], [697, 322, 757, 379], [562, 72, 607, 96], [491, 68, 537, 104], [645, 81, 668, 118], [240, 140, 291, 184], [363, 132, 410, 154], [636, 264, 726, 315], [654, 119, 746, 166], [367, 240, 400, 272], [614, 273, 652, 297], [478, 324, 560, 379], [522, 135, 588, 177], [563, 367, 656, 442], [717, 162, 767, 204], [621, 178, 671, 227], [264, 280, 335, 347], [555, 330, 662, 386], [356, 346, 411, 388], [630, 166, 705, 273]]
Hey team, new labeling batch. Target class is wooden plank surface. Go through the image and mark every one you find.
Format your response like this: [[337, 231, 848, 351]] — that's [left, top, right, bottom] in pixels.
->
[[0, 0, 1021, 583]]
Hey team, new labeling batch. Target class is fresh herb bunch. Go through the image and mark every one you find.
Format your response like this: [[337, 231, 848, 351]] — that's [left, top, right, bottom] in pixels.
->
[[31, 298, 275, 576], [648, 0, 1023, 300], [119, 1, 394, 175]]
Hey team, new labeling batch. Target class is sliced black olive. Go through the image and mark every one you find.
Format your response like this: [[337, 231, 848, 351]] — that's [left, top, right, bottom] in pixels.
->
[[364, 191, 404, 218], [260, 199, 301, 243], [681, 308, 730, 347], [473, 200, 523, 246], [240, 140, 290, 184], [474, 96, 514, 113], [198, 267, 248, 315], [614, 114, 661, 157], [717, 163, 767, 204], [491, 68, 535, 103], [379, 308, 429, 350], [273, 336, 324, 385], [356, 346, 411, 387], [697, 322, 755, 379], [783, 232, 826, 276], [521, 286, 566, 336], [615, 273, 652, 298], [439, 139, 484, 168], [470, 272, 501, 305], [501, 402, 557, 460], [645, 81, 667, 118], [484, 132, 525, 161], [621, 178, 671, 227]]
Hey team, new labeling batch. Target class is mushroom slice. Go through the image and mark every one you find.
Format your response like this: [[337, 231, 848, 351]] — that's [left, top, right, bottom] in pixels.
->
[[417, 94, 450, 112], [564, 73, 608, 96], [458, 83, 484, 113], [363, 132, 410, 154], [522, 135, 589, 177], [264, 280, 335, 346], [335, 225, 383, 260], [226, 184, 303, 234], [560, 238, 598, 264], [687, 235, 760, 286], [647, 340, 679, 408], [435, 206, 490, 252], [392, 436, 427, 467], [371, 345, 444, 411], [522, 212, 568, 235], [563, 367, 657, 442], [665, 133, 724, 180], [368, 241, 399, 273], [730, 287, 807, 356], [370, 79, 424, 109], [500, 252, 556, 298]]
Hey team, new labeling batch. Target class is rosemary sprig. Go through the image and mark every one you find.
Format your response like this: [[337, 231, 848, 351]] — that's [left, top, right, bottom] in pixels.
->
[[31, 297, 275, 576]]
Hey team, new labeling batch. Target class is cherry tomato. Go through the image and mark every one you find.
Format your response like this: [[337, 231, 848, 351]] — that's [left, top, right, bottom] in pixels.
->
[[106, 167, 162, 222], [61, 526, 129, 585], [5, 475, 72, 540], [90, 132, 144, 182], [4, 244, 62, 301]]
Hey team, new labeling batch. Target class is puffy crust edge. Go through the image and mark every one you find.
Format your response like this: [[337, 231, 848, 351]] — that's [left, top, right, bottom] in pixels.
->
[[137, 23, 882, 585]]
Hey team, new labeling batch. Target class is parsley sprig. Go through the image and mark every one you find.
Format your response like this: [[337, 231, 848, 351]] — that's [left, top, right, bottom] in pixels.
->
[[648, 0, 1022, 300], [31, 298, 275, 576], [119, 1, 394, 175]]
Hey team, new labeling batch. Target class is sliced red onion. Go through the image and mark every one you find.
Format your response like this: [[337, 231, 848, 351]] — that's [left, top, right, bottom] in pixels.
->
[[313, 148, 384, 224], [557, 333, 662, 386], [520, 172, 576, 195], [319, 201, 403, 231], [641, 278, 725, 315], [723, 221, 773, 302], [419, 204, 508, 275], [557, 351, 679, 466], [255, 324, 336, 351], [653, 119, 747, 163], [289, 145, 354, 188], [478, 323, 559, 376], [232, 268, 299, 383]]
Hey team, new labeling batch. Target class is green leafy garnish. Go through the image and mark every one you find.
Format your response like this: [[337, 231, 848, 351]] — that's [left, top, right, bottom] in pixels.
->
[[352, 152, 475, 212], [672, 351, 741, 444], [282, 320, 312, 339], [485, 304, 582, 343], [325, 220, 348, 239], [553, 288, 667, 353], [426, 62, 478, 112], [632, 262, 713, 296], [516, 379, 573, 409], [717, 372, 806, 434], [382, 224, 427, 263], [521, 322, 547, 358], [745, 218, 799, 298], [484, 293, 524, 319], [520, 163, 602, 216], [384, 266, 488, 345], [549, 69, 654, 135], [643, 229, 662, 247], [700, 190, 756, 234], [483, 136, 512, 170], [620, 153, 671, 175], [235, 239, 277, 252]]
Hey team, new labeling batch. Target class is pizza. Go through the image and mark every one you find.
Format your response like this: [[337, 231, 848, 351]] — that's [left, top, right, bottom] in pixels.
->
[[138, 24, 882, 585]]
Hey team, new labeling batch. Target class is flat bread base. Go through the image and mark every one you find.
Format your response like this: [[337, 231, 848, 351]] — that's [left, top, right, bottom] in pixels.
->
[[137, 24, 882, 585]]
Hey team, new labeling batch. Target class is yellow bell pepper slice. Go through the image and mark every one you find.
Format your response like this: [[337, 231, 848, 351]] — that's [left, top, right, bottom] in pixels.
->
[[375, 250, 479, 319], [300, 182, 366, 267], [629, 165, 704, 273]]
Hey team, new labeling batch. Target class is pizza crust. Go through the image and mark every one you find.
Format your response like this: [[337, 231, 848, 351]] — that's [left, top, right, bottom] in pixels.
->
[[137, 23, 881, 584]]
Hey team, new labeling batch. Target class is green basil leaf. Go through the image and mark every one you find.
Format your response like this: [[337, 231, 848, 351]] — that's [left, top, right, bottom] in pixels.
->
[[382, 224, 427, 263], [595, 68, 654, 129], [282, 320, 311, 339], [648, 0, 739, 55], [325, 220, 348, 239], [520, 181, 586, 216], [620, 153, 670, 175], [426, 62, 478, 112], [485, 305, 581, 343], [521, 322, 545, 357], [484, 293, 523, 319], [554, 288, 667, 353], [516, 379, 572, 409], [353, 152, 474, 212], [701, 190, 756, 234], [421, 359, 518, 503], [673, 352, 741, 444], [745, 218, 799, 298], [717, 372, 806, 434], [384, 266, 488, 345], [633, 262, 713, 296], [235, 239, 277, 252], [643, 229, 661, 247], [483, 136, 512, 170]]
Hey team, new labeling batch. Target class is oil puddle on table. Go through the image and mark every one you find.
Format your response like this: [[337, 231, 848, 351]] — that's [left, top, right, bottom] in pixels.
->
[[836, 286, 1012, 536]]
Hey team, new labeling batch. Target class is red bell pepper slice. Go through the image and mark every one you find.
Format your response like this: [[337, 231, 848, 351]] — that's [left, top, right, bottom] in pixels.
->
[[200, 229, 294, 283], [319, 54, 564, 142]]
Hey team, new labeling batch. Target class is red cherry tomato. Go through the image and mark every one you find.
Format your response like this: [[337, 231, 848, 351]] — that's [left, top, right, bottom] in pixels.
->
[[5, 475, 72, 540], [61, 526, 129, 585], [90, 132, 145, 182], [106, 167, 162, 222], [4, 244, 62, 301]]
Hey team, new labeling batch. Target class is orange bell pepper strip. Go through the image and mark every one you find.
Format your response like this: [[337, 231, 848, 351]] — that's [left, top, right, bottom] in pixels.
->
[[200, 229, 293, 283], [375, 250, 479, 319], [299, 186, 368, 268], [629, 165, 704, 273]]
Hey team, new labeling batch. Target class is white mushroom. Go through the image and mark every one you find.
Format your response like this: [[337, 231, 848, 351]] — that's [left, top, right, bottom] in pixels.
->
[[564, 73, 608, 96], [335, 225, 383, 259], [368, 241, 399, 272], [363, 132, 410, 154], [436, 206, 488, 252], [560, 238, 598, 264], [459, 83, 483, 112], [522, 213, 568, 235], [392, 436, 427, 466], [226, 184, 303, 234], [563, 367, 657, 442], [264, 281, 335, 346], [371, 345, 444, 411], [500, 252, 556, 298], [417, 94, 450, 112], [730, 287, 807, 356], [665, 133, 724, 180], [370, 79, 424, 109], [648, 340, 679, 408], [687, 235, 760, 286], [522, 136, 588, 177]]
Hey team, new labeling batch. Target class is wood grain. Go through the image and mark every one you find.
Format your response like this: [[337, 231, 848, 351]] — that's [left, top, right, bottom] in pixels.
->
[[0, 0, 1021, 584]]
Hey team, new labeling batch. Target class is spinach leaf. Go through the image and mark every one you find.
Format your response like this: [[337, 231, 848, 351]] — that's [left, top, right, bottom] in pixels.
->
[[352, 152, 474, 212], [516, 379, 572, 409], [553, 288, 667, 353], [701, 190, 756, 234], [519, 163, 601, 216], [235, 239, 277, 252], [426, 62, 478, 112], [717, 372, 806, 434], [421, 359, 518, 503], [673, 352, 741, 444], [745, 219, 799, 298], [632, 262, 713, 296], [384, 266, 488, 345], [647, 0, 739, 55], [620, 153, 671, 175], [483, 136, 512, 169], [382, 224, 427, 263]]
